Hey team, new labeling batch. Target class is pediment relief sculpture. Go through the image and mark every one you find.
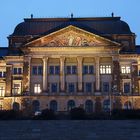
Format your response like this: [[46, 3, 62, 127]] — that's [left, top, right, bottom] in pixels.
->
[[25, 26, 120, 47], [44, 31, 104, 47]]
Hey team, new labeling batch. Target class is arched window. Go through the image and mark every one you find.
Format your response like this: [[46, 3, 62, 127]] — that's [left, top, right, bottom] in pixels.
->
[[50, 100, 57, 112], [124, 101, 132, 110], [67, 100, 75, 111], [32, 100, 40, 112], [13, 102, 20, 111], [85, 100, 93, 113], [103, 99, 110, 112]]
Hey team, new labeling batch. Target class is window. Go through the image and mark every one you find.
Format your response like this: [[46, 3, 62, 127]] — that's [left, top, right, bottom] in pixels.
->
[[49, 66, 60, 75], [66, 66, 77, 74], [49, 66, 54, 74], [124, 82, 130, 94], [55, 66, 60, 74], [85, 83, 92, 92], [38, 66, 43, 75], [67, 100, 75, 111], [124, 101, 132, 110], [13, 102, 20, 111], [32, 100, 40, 112], [100, 65, 111, 74], [103, 99, 110, 112], [51, 83, 58, 93], [0, 71, 6, 78], [32, 66, 43, 75], [13, 83, 21, 94], [83, 66, 88, 74], [13, 68, 22, 75], [72, 66, 77, 74], [83, 65, 94, 74], [32, 66, 37, 75], [34, 84, 41, 94], [68, 83, 75, 93], [50, 100, 57, 112], [66, 66, 71, 74], [103, 82, 109, 92], [121, 66, 131, 74], [0, 86, 5, 96], [85, 100, 93, 113]]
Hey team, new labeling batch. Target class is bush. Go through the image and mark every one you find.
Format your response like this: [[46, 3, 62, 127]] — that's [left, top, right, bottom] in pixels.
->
[[40, 109, 55, 120], [70, 107, 86, 120], [112, 109, 140, 119], [0, 110, 23, 120]]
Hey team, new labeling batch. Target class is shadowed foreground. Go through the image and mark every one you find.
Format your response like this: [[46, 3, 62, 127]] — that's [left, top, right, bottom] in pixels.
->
[[0, 120, 140, 140]]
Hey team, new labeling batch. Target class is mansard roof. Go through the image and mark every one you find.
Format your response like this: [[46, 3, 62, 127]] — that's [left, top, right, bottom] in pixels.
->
[[11, 17, 132, 36], [0, 47, 23, 58]]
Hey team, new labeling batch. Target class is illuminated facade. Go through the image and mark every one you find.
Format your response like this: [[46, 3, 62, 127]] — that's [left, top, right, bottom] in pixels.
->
[[0, 16, 140, 113]]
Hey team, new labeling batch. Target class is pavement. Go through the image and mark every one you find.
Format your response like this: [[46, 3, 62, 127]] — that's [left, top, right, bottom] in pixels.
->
[[0, 120, 140, 140]]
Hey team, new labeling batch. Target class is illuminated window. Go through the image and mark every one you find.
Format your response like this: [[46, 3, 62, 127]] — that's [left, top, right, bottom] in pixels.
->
[[0, 86, 5, 96], [83, 65, 94, 74], [13, 68, 22, 74], [0, 71, 6, 77], [32, 66, 43, 75], [66, 66, 77, 74], [34, 84, 41, 94], [100, 65, 111, 74], [121, 66, 131, 74], [13, 83, 21, 94]]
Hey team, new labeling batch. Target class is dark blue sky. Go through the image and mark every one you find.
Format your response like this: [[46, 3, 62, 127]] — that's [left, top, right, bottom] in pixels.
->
[[0, 0, 140, 47]]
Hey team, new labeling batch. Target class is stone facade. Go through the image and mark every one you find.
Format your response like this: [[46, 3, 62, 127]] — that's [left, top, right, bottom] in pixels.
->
[[0, 16, 140, 113]]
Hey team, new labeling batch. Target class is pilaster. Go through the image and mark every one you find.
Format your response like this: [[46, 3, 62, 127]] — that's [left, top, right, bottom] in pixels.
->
[[77, 56, 83, 91], [60, 56, 65, 91], [42, 57, 48, 91], [95, 57, 100, 91]]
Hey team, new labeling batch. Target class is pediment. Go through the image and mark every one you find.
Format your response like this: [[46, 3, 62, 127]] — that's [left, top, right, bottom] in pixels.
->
[[25, 25, 120, 47]]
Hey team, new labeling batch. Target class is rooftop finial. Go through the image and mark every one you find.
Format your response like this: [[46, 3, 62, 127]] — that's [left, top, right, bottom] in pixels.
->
[[111, 12, 114, 17], [31, 14, 33, 19], [71, 13, 73, 18]]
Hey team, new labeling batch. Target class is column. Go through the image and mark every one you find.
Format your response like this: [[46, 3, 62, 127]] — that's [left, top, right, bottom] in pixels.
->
[[77, 56, 83, 91], [95, 57, 100, 91], [60, 56, 65, 91], [42, 57, 48, 91]]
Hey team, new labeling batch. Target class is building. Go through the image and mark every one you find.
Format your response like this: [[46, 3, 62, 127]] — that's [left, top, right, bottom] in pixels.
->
[[0, 15, 140, 113]]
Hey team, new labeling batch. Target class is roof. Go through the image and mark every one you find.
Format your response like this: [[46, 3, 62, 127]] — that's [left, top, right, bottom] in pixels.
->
[[11, 17, 132, 36]]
